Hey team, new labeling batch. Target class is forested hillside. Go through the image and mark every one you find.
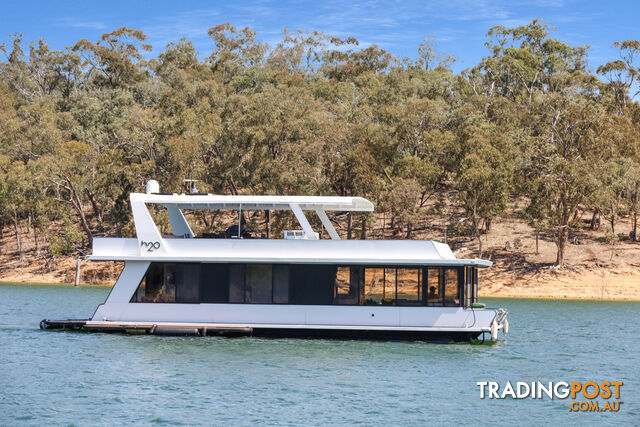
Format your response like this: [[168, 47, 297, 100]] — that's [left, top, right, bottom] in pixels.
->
[[1, 19, 639, 272]]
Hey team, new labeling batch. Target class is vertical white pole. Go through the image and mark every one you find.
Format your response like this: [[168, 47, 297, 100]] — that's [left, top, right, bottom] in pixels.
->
[[74, 257, 81, 286]]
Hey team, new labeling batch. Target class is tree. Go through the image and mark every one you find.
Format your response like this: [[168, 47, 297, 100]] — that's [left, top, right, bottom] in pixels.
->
[[45, 140, 99, 247], [597, 40, 640, 114], [524, 93, 607, 265], [455, 123, 511, 256], [208, 23, 268, 82], [74, 27, 151, 89]]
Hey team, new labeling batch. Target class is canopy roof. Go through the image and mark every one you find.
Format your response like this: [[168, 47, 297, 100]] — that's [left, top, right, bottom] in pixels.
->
[[131, 193, 374, 212]]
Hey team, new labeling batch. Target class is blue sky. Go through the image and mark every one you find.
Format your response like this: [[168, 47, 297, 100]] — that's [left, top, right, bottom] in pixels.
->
[[1, 0, 638, 73]]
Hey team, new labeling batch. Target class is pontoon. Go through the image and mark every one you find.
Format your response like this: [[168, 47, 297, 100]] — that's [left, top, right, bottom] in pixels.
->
[[41, 181, 509, 342]]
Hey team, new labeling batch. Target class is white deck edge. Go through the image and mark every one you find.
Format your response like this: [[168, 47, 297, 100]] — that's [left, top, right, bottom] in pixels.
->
[[85, 320, 502, 332], [86, 255, 492, 267]]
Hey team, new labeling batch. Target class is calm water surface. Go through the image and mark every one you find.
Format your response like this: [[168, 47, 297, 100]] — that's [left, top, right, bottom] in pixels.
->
[[0, 283, 638, 425]]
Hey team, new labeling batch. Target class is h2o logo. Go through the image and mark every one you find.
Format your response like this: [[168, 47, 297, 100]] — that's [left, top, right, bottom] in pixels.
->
[[140, 241, 161, 252]]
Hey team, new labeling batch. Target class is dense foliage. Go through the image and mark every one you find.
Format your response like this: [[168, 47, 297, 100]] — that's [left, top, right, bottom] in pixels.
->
[[1, 20, 639, 265]]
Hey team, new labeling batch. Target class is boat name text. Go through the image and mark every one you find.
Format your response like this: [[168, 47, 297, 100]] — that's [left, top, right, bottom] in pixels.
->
[[140, 241, 161, 252]]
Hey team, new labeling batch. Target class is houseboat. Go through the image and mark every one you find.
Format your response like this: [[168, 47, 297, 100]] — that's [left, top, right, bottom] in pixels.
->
[[41, 181, 509, 342]]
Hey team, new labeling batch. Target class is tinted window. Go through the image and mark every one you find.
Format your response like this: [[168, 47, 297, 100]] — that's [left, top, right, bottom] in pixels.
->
[[272, 265, 290, 304], [334, 266, 359, 305], [229, 264, 246, 303], [364, 267, 385, 305], [290, 265, 334, 305], [472, 267, 478, 303], [176, 263, 200, 303], [131, 262, 165, 302], [384, 268, 396, 304], [444, 268, 460, 306], [163, 264, 177, 302], [426, 268, 443, 306], [201, 264, 229, 303], [464, 267, 472, 307], [246, 264, 273, 304], [132, 263, 199, 303], [396, 268, 421, 305], [131, 263, 472, 307]]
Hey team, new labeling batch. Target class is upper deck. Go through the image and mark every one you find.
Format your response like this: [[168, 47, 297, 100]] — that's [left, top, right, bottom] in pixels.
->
[[87, 184, 491, 267], [89, 237, 492, 267]]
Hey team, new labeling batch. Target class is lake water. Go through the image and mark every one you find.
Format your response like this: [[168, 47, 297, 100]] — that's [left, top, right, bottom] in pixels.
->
[[0, 283, 638, 425]]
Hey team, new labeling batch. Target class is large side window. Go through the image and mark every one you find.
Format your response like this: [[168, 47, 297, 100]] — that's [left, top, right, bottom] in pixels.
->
[[246, 264, 273, 304], [334, 266, 359, 305], [444, 268, 460, 306], [229, 264, 246, 303], [163, 264, 177, 302], [131, 263, 200, 303], [272, 265, 290, 304], [426, 268, 443, 306], [131, 262, 165, 302], [384, 268, 396, 304], [200, 264, 230, 303], [289, 265, 334, 305], [363, 267, 385, 305], [396, 268, 421, 305], [176, 263, 201, 303]]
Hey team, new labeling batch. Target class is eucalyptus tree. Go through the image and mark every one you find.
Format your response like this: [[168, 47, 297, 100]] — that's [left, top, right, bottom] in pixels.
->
[[73, 27, 151, 89], [597, 40, 640, 114], [207, 23, 268, 84]]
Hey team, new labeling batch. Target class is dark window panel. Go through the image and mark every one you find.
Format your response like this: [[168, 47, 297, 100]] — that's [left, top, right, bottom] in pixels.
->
[[290, 265, 334, 305], [229, 264, 246, 303], [200, 263, 230, 303], [246, 264, 273, 304], [272, 264, 290, 304], [426, 267, 443, 306], [444, 268, 460, 306]]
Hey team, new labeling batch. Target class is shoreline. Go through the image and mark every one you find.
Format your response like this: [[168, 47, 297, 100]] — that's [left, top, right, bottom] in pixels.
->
[[478, 293, 640, 302], [3, 279, 639, 302]]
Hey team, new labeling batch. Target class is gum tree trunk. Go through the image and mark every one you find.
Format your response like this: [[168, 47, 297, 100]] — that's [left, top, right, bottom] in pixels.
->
[[13, 210, 22, 260]]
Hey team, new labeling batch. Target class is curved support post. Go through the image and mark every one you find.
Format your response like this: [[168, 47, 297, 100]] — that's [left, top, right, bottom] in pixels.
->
[[166, 205, 194, 238]]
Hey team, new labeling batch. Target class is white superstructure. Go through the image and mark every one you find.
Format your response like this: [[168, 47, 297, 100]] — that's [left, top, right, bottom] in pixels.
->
[[43, 182, 508, 342]]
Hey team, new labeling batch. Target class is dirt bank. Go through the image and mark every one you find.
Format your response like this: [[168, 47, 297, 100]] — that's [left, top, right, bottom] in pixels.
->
[[480, 269, 640, 301]]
